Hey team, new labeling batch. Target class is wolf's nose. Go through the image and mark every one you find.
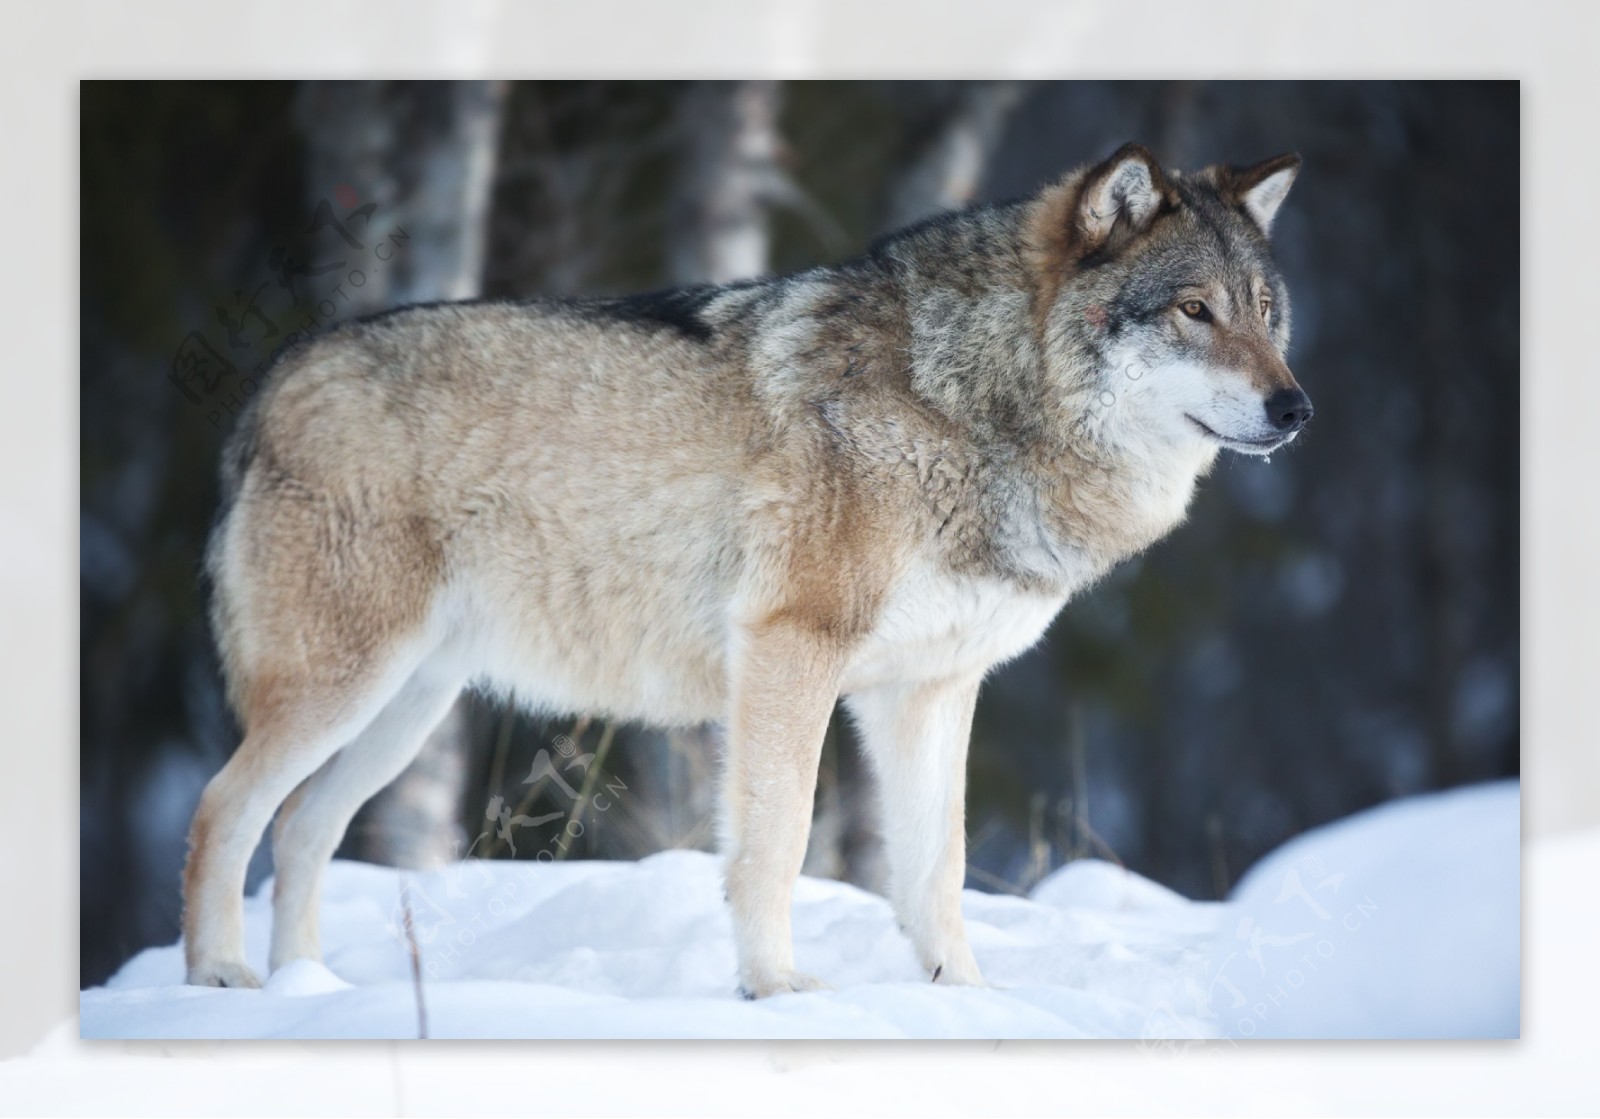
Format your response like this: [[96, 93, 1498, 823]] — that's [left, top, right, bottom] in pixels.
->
[[1264, 387, 1314, 432]]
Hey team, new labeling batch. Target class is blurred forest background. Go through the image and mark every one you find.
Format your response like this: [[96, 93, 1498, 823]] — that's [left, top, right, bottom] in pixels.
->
[[80, 80, 1519, 986]]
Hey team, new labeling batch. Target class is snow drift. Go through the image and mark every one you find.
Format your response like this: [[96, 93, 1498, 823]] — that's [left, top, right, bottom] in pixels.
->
[[80, 781, 1517, 1040]]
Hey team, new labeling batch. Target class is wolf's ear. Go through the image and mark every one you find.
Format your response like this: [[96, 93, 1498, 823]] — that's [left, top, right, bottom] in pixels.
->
[[1076, 143, 1176, 250], [1225, 153, 1301, 235]]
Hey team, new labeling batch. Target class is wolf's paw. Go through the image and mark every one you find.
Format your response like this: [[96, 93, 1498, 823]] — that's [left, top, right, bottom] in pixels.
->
[[187, 959, 263, 989], [930, 952, 986, 988], [738, 970, 831, 999]]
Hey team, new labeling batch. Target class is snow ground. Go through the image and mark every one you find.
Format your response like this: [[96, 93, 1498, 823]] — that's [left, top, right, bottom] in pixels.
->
[[78, 781, 1518, 1040]]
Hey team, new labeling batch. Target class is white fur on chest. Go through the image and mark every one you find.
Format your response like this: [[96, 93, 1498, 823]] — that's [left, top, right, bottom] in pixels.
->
[[843, 564, 1066, 692]]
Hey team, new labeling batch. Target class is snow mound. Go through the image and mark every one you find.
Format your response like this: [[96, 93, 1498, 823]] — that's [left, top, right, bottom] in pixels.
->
[[79, 783, 1519, 1040], [1210, 780, 1520, 1039], [1030, 857, 1191, 912], [263, 959, 353, 998], [81, 847, 1224, 1040]]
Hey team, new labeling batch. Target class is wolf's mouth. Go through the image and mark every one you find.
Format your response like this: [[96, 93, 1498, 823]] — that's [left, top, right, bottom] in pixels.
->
[[1186, 416, 1295, 454]]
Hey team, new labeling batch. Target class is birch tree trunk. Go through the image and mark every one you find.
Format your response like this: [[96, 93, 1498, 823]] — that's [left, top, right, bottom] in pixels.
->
[[883, 82, 1027, 232], [294, 80, 507, 869], [669, 81, 784, 285]]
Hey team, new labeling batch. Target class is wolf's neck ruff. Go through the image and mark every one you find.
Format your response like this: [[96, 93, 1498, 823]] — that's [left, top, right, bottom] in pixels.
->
[[712, 191, 1223, 596]]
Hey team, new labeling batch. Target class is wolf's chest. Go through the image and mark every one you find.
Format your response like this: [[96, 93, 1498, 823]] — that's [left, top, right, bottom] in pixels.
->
[[841, 566, 1066, 692]]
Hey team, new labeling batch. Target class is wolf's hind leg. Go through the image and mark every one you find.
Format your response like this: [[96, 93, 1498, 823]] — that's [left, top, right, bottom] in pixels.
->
[[182, 657, 425, 988], [846, 674, 986, 986], [722, 621, 844, 999], [268, 661, 465, 972]]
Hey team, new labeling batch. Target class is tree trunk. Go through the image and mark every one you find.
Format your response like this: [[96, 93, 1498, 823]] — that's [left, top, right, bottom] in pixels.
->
[[295, 80, 507, 869], [883, 82, 1027, 232], [669, 81, 784, 285]]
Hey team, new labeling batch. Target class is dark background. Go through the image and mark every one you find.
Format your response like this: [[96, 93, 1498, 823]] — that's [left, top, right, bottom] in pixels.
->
[[80, 80, 1519, 986]]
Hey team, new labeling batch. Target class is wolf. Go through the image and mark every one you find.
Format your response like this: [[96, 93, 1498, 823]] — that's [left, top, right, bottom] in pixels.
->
[[183, 143, 1312, 997]]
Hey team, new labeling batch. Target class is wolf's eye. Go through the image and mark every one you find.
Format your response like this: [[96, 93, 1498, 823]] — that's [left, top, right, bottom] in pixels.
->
[[1179, 299, 1211, 322], [1260, 298, 1273, 322]]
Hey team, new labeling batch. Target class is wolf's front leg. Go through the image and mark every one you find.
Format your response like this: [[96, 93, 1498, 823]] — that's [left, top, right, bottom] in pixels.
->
[[722, 619, 845, 999], [847, 674, 985, 986]]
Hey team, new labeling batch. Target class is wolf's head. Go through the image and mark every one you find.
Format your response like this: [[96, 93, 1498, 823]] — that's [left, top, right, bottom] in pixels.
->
[[1028, 143, 1311, 458]]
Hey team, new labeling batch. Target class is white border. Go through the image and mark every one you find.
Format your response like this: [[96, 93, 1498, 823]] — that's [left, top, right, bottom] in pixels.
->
[[4, 1, 1595, 1113]]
